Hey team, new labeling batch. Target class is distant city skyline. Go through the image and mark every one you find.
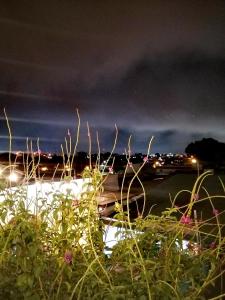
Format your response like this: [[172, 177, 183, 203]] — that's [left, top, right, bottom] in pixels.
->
[[0, 1, 224, 153]]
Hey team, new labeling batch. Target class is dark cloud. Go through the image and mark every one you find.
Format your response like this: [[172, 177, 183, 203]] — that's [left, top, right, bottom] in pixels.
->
[[0, 1, 224, 153], [80, 53, 225, 132]]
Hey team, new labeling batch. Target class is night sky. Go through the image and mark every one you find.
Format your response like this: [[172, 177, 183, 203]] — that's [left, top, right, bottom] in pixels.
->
[[0, 1, 224, 154]]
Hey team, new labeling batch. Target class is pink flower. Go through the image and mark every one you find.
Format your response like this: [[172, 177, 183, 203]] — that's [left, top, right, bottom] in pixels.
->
[[180, 215, 192, 225], [210, 241, 217, 249], [67, 129, 71, 136], [72, 199, 79, 208], [108, 166, 113, 173], [64, 251, 73, 264], [213, 209, 219, 216], [193, 193, 199, 201]]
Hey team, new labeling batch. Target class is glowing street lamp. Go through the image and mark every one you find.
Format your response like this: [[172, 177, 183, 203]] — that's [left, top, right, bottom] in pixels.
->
[[41, 166, 48, 172], [8, 172, 19, 182], [191, 158, 199, 176], [191, 158, 197, 164]]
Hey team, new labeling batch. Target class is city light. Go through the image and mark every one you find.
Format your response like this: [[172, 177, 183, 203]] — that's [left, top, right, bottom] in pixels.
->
[[41, 166, 48, 171], [191, 158, 197, 164], [8, 172, 19, 182]]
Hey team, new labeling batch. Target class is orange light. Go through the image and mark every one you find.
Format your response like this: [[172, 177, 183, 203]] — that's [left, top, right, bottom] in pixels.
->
[[41, 166, 48, 171]]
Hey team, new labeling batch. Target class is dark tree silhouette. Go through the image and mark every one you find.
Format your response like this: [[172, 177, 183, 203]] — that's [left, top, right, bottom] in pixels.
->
[[185, 138, 225, 166]]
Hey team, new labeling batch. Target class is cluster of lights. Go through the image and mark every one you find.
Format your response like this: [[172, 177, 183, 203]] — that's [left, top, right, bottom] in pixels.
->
[[39, 164, 73, 174], [33, 150, 42, 156]]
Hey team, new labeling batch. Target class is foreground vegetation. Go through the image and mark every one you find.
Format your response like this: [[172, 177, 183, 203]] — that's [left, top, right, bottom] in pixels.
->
[[0, 114, 225, 299], [0, 162, 225, 299]]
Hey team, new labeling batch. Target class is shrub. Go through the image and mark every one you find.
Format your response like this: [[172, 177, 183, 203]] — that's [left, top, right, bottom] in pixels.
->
[[0, 166, 224, 299]]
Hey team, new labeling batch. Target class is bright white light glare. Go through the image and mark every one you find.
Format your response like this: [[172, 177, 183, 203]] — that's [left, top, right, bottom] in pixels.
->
[[0, 168, 3, 175], [191, 158, 197, 164], [8, 172, 18, 182]]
